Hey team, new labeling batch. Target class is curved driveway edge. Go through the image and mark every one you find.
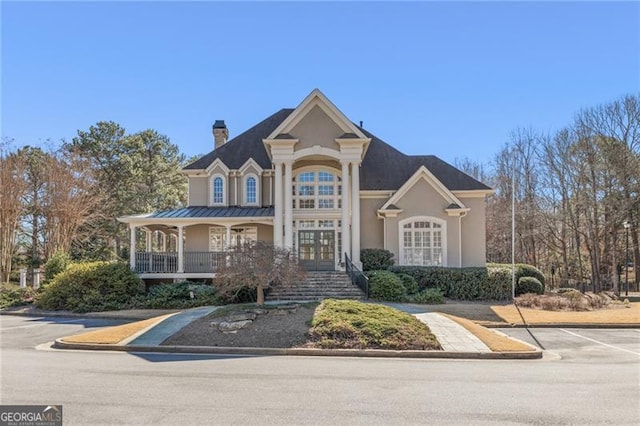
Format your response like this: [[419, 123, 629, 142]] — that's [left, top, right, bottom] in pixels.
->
[[52, 339, 542, 359]]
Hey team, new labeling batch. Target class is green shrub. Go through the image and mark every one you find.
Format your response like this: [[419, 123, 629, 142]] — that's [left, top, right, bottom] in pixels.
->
[[36, 261, 144, 312], [396, 273, 419, 295], [0, 284, 36, 309], [409, 288, 445, 304], [389, 265, 512, 300], [487, 263, 546, 291], [516, 276, 544, 296], [361, 248, 395, 271], [135, 282, 221, 309], [44, 251, 72, 280], [368, 270, 406, 302]]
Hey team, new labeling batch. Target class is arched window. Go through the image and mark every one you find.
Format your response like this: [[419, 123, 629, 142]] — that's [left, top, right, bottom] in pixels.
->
[[292, 169, 341, 210], [212, 175, 225, 205], [244, 174, 259, 205], [399, 217, 446, 266]]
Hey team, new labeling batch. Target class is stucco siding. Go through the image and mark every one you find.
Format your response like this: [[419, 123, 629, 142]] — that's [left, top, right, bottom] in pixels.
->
[[289, 105, 343, 151], [184, 224, 210, 251], [382, 179, 461, 267], [460, 197, 487, 266], [360, 197, 385, 250], [188, 177, 208, 206]]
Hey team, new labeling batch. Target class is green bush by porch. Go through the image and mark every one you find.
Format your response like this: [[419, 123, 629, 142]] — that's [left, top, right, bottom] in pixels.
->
[[36, 261, 144, 313]]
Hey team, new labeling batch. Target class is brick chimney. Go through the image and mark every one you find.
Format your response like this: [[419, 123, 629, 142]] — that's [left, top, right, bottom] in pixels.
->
[[213, 120, 228, 149]]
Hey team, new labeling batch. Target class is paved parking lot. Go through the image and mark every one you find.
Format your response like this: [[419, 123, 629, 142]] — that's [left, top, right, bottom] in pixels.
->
[[1, 315, 639, 425], [498, 327, 640, 363]]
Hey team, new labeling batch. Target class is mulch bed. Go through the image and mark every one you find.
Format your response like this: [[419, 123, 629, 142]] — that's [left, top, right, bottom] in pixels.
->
[[161, 304, 317, 348]]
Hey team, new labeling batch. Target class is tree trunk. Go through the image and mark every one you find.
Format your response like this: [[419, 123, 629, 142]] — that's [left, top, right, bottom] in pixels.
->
[[257, 284, 265, 305]]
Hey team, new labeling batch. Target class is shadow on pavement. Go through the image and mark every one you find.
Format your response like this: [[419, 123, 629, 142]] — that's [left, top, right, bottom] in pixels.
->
[[19, 316, 127, 329], [129, 352, 259, 363]]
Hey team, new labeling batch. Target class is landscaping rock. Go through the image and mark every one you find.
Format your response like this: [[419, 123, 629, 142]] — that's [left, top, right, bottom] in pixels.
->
[[245, 308, 268, 315], [227, 312, 257, 322], [218, 320, 253, 333]]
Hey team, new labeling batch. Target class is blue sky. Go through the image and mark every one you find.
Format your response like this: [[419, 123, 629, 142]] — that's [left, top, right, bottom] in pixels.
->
[[2, 1, 638, 166]]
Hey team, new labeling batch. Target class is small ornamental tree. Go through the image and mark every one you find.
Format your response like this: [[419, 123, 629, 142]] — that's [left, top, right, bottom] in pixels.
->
[[213, 241, 306, 305]]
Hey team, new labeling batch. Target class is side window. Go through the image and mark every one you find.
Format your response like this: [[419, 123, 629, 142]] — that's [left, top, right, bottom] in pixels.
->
[[212, 176, 224, 205]]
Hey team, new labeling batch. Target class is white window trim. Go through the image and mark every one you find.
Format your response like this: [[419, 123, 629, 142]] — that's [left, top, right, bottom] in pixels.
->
[[243, 173, 260, 206], [292, 166, 341, 212], [398, 216, 447, 266], [210, 174, 227, 206], [209, 226, 257, 251]]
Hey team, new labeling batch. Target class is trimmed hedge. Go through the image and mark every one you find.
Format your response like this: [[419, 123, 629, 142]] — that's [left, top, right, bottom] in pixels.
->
[[388, 265, 512, 300], [361, 248, 395, 271], [36, 261, 144, 313], [409, 288, 445, 304], [368, 270, 406, 302], [516, 277, 544, 296], [397, 273, 419, 295], [132, 281, 222, 309]]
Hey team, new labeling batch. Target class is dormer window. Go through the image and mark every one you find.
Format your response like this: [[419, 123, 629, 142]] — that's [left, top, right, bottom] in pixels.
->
[[212, 175, 225, 205], [244, 174, 259, 206]]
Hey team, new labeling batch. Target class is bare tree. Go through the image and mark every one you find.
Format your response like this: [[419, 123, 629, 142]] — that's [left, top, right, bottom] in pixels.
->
[[0, 142, 28, 283], [213, 241, 306, 305]]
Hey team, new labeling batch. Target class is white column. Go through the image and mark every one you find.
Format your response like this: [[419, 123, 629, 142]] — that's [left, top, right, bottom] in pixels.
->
[[284, 161, 293, 249], [351, 162, 361, 266], [145, 229, 152, 252], [129, 225, 137, 270], [33, 269, 41, 289], [273, 161, 283, 247], [19, 268, 27, 288], [341, 160, 351, 263], [144, 229, 153, 271], [161, 231, 167, 252], [177, 225, 184, 273], [225, 224, 232, 266]]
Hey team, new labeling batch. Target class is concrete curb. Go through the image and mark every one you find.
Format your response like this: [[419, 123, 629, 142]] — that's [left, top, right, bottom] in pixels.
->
[[52, 339, 542, 360]]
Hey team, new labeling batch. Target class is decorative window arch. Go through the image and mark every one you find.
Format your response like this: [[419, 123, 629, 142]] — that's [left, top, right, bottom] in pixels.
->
[[211, 174, 225, 206], [398, 216, 447, 266], [292, 167, 342, 210], [244, 173, 259, 206]]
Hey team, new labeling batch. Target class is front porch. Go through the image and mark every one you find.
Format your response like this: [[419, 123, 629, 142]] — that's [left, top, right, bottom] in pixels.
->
[[134, 251, 226, 278]]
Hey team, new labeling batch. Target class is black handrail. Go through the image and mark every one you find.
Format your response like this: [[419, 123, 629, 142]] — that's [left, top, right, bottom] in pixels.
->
[[345, 253, 369, 298]]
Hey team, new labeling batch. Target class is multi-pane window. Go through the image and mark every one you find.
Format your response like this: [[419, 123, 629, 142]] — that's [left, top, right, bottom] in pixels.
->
[[401, 219, 444, 266], [293, 170, 341, 210], [212, 176, 224, 204], [246, 176, 257, 204], [209, 226, 257, 251]]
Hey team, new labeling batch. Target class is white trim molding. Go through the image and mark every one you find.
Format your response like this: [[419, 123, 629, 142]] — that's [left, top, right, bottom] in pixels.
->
[[381, 166, 466, 211], [243, 173, 260, 206], [210, 173, 227, 206]]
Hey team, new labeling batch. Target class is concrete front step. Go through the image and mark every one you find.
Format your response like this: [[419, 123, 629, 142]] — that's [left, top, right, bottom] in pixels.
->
[[266, 271, 365, 301]]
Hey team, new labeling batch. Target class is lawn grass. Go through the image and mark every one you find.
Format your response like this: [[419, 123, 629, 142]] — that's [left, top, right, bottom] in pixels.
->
[[307, 299, 441, 350], [491, 302, 640, 325], [60, 314, 175, 344], [440, 313, 536, 352]]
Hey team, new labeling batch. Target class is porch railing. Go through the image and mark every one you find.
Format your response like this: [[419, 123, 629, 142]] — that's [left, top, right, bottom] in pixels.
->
[[345, 253, 369, 298], [134, 252, 226, 274]]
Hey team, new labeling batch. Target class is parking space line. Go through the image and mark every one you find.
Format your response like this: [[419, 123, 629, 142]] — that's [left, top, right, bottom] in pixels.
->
[[559, 329, 640, 356], [0, 319, 86, 331]]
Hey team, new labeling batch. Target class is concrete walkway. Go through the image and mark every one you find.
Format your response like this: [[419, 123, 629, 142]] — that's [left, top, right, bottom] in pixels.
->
[[415, 313, 490, 352], [128, 306, 218, 346]]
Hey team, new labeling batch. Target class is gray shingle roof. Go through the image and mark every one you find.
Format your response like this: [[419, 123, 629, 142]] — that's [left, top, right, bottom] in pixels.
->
[[148, 206, 274, 219], [184, 109, 295, 170], [184, 108, 491, 192]]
